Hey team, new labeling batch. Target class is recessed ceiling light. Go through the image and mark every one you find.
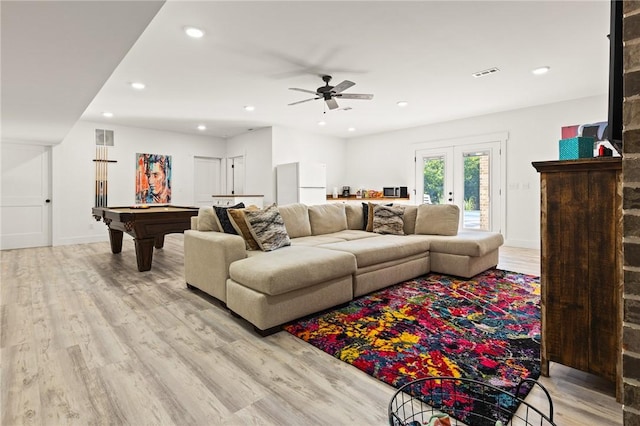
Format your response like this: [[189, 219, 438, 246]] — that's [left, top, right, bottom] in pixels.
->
[[244, 105, 255, 112], [317, 121, 326, 126], [397, 101, 409, 107], [197, 124, 206, 131], [347, 127, 356, 132], [184, 26, 204, 38], [102, 111, 113, 118], [532, 66, 550, 75], [130, 82, 145, 90]]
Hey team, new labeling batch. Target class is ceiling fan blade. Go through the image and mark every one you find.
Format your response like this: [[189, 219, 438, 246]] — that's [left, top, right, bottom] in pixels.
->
[[331, 80, 355, 94], [325, 98, 339, 110], [288, 97, 320, 106], [289, 87, 319, 95], [336, 93, 374, 100]]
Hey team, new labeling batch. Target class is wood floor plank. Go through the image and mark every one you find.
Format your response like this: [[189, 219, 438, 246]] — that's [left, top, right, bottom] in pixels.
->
[[0, 238, 622, 425]]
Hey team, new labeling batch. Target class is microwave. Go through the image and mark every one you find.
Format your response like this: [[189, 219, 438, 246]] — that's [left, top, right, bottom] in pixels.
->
[[383, 186, 408, 198]]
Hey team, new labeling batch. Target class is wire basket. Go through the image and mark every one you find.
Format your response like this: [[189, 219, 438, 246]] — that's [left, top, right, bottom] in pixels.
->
[[388, 377, 556, 426]]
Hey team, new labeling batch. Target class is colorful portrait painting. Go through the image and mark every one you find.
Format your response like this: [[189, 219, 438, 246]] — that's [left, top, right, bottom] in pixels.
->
[[135, 153, 172, 204]]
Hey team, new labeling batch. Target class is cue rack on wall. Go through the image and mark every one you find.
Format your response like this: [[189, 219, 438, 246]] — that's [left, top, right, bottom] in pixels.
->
[[93, 129, 117, 207]]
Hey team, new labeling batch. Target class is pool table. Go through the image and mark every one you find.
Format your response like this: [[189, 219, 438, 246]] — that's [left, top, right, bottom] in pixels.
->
[[92, 205, 199, 272]]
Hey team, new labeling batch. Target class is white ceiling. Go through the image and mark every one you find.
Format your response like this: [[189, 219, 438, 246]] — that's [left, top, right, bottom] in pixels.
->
[[3, 1, 612, 143], [1, 1, 164, 144]]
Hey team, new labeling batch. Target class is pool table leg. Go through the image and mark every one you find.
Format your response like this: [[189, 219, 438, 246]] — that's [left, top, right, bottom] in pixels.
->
[[108, 229, 123, 254], [154, 234, 165, 249], [134, 238, 155, 272]]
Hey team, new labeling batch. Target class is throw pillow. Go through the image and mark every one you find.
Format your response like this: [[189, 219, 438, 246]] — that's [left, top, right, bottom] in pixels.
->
[[364, 202, 393, 231], [414, 204, 460, 236], [196, 206, 220, 232], [213, 202, 245, 234], [228, 206, 261, 250], [243, 204, 291, 251], [372, 204, 405, 235]]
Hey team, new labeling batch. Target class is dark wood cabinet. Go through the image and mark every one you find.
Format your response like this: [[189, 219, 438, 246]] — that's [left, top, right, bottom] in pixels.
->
[[532, 158, 622, 400]]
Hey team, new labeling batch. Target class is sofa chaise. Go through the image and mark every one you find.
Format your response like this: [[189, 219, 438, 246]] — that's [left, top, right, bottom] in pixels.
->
[[184, 202, 503, 335]]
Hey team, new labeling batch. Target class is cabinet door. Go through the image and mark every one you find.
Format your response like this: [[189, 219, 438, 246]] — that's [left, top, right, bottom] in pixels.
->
[[587, 170, 620, 381], [542, 171, 590, 371]]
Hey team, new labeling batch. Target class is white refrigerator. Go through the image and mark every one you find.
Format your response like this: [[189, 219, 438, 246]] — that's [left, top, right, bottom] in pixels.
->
[[276, 162, 327, 206]]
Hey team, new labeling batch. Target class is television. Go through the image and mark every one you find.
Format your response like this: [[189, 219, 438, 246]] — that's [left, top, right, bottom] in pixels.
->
[[607, 0, 623, 154]]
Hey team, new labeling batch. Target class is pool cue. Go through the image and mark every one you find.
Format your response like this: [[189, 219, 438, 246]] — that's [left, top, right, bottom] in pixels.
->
[[95, 145, 99, 207], [103, 146, 108, 206]]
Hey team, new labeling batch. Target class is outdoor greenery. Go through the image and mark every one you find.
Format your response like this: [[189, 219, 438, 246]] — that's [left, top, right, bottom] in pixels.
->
[[423, 156, 481, 210]]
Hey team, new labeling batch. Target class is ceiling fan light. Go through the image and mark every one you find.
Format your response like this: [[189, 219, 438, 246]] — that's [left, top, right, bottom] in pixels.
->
[[184, 26, 204, 38]]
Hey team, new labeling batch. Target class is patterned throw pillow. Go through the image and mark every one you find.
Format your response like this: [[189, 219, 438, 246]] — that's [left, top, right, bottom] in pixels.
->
[[363, 202, 393, 231], [227, 206, 261, 250], [213, 203, 245, 234], [372, 204, 405, 235], [243, 204, 291, 251]]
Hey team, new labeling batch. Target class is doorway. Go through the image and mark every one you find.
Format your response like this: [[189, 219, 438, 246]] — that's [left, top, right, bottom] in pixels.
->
[[226, 156, 245, 195], [415, 136, 504, 233]]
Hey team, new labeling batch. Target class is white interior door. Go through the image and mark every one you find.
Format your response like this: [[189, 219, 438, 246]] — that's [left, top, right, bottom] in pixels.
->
[[194, 156, 222, 207], [416, 141, 502, 232], [1, 143, 51, 249], [226, 156, 245, 195]]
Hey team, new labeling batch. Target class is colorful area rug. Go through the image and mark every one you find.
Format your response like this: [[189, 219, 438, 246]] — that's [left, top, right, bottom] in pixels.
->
[[284, 269, 541, 425]]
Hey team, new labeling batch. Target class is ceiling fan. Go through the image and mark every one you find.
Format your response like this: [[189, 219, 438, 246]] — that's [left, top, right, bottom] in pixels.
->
[[288, 75, 373, 110]]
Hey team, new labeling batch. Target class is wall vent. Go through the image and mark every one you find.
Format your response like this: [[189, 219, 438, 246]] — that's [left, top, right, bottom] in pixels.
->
[[95, 129, 114, 146], [472, 67, 500, 78]]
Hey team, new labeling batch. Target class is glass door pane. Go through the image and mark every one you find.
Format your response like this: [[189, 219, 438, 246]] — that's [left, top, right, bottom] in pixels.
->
[[462, 150, 490, 230], [422, 155, 445, 204]]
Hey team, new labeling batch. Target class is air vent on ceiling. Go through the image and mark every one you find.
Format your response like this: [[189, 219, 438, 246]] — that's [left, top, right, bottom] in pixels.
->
[[472, 67, 500, 78]]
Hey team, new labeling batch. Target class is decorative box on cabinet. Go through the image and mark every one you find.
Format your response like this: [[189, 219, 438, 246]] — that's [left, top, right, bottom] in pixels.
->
[[532, 158, 622, 401], [211, 195, 264, 208]]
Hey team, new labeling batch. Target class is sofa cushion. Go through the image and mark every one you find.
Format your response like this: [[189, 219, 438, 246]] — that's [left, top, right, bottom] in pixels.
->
[[278, 203, 312, 238], [244, 204, 291, 251], [415, 204, 459, 236], [290, 235, 347, 246], [372, 205, 405, 235], [228, 245, 357, 296], [321, 235, 430, 268], [418, 230, 504, 257], [196, 206, 220, 232], [228, 206, 261, 250], [345, 204, 364, 230], [214, 202, 245, 234], [402, 205, 418, 235], [321, 230, 378, 241], [308, 203, 348, 235]]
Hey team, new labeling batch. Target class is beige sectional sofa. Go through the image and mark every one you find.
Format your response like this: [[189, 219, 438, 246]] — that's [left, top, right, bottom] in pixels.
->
[[184, 202, 503, 335]]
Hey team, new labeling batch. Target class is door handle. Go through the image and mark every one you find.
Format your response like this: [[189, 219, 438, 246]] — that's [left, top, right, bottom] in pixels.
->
[[45, 199, 51, 203]]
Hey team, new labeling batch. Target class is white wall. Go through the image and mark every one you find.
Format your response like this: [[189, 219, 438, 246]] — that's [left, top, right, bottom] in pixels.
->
[[52, 121, 226, 245], [272, 126, 347, 195], [345, 95, 608, 248]]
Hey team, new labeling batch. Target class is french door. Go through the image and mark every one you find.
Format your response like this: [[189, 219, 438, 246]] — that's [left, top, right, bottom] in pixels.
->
[[415, 141, 502, 232]]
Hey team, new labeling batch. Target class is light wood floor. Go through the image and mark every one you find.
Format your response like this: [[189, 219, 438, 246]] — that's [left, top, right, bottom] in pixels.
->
[[1, 237, 622, 425]]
